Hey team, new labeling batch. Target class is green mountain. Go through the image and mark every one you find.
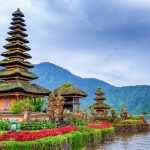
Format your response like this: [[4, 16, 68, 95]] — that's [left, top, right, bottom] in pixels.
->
[[30, 62, 150, 114]]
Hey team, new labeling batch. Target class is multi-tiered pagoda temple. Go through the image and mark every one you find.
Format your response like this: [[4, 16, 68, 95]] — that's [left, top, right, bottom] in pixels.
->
[[90, 87, 111, 116], [0, 8, 50, 113]]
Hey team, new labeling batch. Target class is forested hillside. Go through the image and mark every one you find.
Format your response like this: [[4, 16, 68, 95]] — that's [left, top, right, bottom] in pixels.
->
[[27, 62, 150, 114]]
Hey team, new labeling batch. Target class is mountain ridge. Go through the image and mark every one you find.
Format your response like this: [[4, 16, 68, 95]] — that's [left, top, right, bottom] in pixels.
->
[[28, 62, 150, 114], [0, 62, 149, 113]]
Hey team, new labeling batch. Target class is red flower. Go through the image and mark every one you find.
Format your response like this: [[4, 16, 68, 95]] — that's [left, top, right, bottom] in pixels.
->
[[0, 126, 77, 141], [141, 118, 147, 124], [86, 122, 111, 129]]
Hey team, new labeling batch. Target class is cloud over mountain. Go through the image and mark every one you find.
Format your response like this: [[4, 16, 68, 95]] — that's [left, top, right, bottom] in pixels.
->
[[0, 0, 150, 86]]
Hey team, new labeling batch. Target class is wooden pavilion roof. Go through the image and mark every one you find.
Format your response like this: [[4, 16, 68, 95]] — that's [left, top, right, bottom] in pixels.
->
[[54, 83, 88, 98]]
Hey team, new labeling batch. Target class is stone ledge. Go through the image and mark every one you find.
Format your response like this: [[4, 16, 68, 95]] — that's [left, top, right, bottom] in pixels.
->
[[113, 123, 150, 133]]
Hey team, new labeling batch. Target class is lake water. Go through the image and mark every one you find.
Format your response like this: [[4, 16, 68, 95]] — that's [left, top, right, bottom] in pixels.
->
[[87, 115, 150, 150]]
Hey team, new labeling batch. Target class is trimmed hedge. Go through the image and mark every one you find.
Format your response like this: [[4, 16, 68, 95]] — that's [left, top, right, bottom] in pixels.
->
[[0, 135, 65, 150], [0, 120, 57, 131], [0, 127, 115, 150]]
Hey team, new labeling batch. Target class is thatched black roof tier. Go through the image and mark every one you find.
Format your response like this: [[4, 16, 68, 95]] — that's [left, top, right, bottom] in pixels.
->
[[0, 59, 34, 68], [93, 96, 106, 101], [11, 20, 26, 26], [3, 43, 30, 51], [95, 87, 105, 95], [54, 83, 88, 97], [0, 80, 50, 95], [7, 30, 28, 37], [89, 103, 111, 109], [1, 50, 31, 59], [6, 36, 29, 43], [9, 25, 26, 31], [93, 86, 106, 101], [0, 69, 37, 80], [12, 8, 24, 17], [12, 16, 25, 22]]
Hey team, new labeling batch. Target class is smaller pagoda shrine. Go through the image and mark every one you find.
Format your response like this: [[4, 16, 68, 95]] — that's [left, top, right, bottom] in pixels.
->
[[89, 86, 111, 117], [54, 83, 87, 114]]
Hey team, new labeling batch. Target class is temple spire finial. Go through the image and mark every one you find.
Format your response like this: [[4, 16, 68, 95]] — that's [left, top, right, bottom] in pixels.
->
[[98, 86, 101, 89], [17, 8, 20, 11]]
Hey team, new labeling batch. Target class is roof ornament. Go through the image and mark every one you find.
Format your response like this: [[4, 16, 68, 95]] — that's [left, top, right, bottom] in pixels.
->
[[97, 86, 101, 90], [65, 83, 72, 86], [17, 8, 20, 11]]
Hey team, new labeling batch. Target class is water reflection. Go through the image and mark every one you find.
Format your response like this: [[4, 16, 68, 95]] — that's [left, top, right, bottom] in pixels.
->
[[87, 132, 150, 150], [87, 116, 150, 150]]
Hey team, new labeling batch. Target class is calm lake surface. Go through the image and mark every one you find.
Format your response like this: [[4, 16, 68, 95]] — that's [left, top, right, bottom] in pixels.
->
[[87, 115, 150, 150]]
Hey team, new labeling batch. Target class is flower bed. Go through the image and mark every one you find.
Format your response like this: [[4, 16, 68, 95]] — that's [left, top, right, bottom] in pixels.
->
[[86, 121, 111, 129], [0, 127, 115, 150], [120, 119, 143, 125], [111, 119, 147, 125], [0, 126, 77, 141]]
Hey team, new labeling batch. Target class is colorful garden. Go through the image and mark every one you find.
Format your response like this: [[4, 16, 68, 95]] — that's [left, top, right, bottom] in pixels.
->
[[0, 107, 148, 150]]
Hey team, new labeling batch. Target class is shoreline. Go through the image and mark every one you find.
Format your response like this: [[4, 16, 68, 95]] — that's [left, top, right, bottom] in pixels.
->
[[0, 124, 149, 150]]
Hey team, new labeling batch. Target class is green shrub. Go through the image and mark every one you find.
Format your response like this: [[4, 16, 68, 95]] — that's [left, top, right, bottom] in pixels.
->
[[0, 135, 66, 150], [103, 116, 115, 122], [11, 102, 23, 114], [68, 118, 88, 126], [0, 119, 57, 131], [114, 118, 123, 123], [101, 127, 115, 136], [30, 98, 45, 112], [11, 98, 45, 114], [0, 119, 10, 131], [64, 131, 83, 150], [21, 120, 57, 130], [11, 99, 35, 114]]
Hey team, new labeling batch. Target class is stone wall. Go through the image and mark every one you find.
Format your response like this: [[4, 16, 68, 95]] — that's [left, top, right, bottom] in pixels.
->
[[0, 113, 49, 121], [0, 114, 24, 121], [114, 123, 150, 133]]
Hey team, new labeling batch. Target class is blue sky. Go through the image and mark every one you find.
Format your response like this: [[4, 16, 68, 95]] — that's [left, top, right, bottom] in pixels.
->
[[0, 0, 150, 86]]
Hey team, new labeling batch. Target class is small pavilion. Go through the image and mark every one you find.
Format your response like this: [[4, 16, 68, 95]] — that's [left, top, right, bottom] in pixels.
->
[[54, 83, 88, 113]]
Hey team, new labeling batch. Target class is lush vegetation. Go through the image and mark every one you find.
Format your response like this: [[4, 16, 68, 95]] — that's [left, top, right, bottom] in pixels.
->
[[20, 120, 57, 130], [0, 63, 148, 148], [0, 119, 10, 131], [0, 126, 115, 150], [0, 112, 147, 150], [11, 98, 46, 114], [68, 117, 88, 126], [0, 119, 57, 131], [0, 62, 149, 114]]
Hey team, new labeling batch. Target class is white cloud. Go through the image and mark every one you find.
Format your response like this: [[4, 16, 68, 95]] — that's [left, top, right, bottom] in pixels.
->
[[0, 0, 150, 86], [115, 0, 150, 8]]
